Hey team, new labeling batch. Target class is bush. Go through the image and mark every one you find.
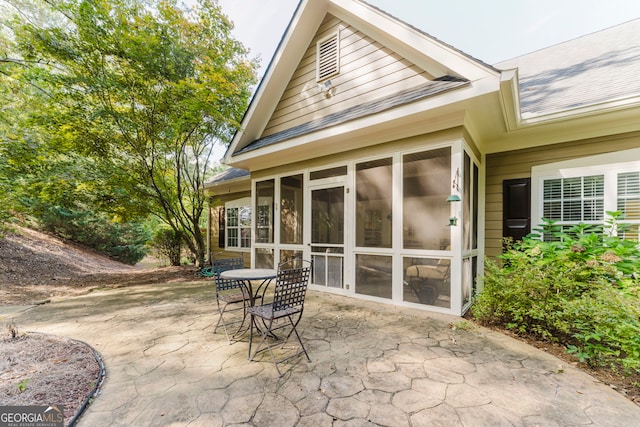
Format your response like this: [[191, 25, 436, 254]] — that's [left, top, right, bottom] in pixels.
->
[[472, 215, 640, 374], [150, 228, 182, 266], [38, 206, 149, 265]]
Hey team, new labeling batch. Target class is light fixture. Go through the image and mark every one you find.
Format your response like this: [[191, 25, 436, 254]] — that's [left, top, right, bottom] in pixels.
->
[[448, 216, 458, 226], [317, 79, 335, 98], [446, 168, 461, 203]]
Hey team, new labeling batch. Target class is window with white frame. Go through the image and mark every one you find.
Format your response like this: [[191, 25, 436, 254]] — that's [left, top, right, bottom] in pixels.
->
[[542, 175, 604, 223], [225, 198, 251, 249], [532, 148, 640, 241], [617, 171, 640, 240]]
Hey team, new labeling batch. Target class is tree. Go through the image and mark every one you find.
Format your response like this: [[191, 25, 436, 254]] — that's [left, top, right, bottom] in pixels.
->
[[3, 0, 257, 266]]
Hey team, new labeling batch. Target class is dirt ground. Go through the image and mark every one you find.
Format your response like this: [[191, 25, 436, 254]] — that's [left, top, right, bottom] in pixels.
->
[[0, 226, 638, 423], [0, 226, 207, 423]]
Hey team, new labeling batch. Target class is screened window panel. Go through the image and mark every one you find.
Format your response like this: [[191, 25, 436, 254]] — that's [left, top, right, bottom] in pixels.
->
[[402, 147, 451, 250], [255, 180, 275, 244], [280, 174, 304, 245], [356, 158, 392, 248]]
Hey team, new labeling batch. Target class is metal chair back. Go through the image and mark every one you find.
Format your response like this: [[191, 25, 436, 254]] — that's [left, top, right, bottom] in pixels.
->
[[272, 260, 311, 313], [213, 257, 244, 291]]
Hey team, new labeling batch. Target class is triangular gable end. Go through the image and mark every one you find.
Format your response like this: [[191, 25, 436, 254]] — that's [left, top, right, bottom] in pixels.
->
[[224, 0, 500, 166], [259, 13, 463, 141]]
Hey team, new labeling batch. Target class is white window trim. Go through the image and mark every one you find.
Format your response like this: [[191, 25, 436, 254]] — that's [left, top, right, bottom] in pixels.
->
[[531, 148, 640, 235], [225, 197, 251, 251]]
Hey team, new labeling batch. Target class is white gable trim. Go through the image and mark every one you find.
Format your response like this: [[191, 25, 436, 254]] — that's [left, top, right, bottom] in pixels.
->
[[224, 0, 500, 165]]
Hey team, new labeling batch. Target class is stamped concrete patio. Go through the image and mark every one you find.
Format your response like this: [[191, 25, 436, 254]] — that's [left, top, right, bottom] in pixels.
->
[[5, 280, 640, 426]]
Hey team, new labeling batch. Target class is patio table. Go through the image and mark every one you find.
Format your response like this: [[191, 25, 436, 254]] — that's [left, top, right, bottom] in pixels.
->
[[220, 268, 277, 353]]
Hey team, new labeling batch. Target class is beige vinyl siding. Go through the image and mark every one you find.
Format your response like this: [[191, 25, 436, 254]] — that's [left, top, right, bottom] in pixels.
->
[[262, 14, 432, 138], [485, 131, 640, 257], [208, 191, 251, 263]]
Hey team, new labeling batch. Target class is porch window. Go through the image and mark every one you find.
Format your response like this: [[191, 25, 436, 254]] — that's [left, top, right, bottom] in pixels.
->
[[356, 158, 392, 248], [255, 179, 275, 244], [403, 256, 450, 308], [280, 174, 303, 245], [402, 147, 451, 250], [356, 254, 392, 299]]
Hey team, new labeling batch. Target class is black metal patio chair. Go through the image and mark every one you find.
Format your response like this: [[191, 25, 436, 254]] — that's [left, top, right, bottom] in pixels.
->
[[247, 259, 312, 376], [212, 257, 250, 343]]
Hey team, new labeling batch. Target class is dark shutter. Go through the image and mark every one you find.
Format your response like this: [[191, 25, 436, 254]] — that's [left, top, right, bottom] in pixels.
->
[[218, 207, 225, 248], [503, 178, 531, 243]]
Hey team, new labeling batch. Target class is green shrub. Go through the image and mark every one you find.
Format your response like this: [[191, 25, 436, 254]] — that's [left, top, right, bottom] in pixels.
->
[[473, 214, 640, 374], [150, 228, 182, 266], [38, 206, 149, 265]]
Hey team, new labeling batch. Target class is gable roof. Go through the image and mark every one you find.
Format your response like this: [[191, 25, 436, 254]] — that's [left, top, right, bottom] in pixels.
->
[[496, 18, 640, 119], [206, 167, 250, 185], [236, 77, 468, 155], [223, 0, 500, 169]]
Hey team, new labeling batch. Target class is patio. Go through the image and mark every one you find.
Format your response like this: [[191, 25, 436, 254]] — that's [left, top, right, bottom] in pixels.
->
[[6, 280, 640, 426]]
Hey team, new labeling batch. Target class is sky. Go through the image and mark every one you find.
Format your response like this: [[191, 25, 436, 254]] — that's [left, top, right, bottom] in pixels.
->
[[219, 0, 640, 76]]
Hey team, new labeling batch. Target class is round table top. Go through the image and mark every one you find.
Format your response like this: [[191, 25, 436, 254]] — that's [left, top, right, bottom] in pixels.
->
[[220, 268, 277, 280]]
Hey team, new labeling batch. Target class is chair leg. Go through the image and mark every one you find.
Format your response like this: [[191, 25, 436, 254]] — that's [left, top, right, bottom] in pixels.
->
[[286, 315, 311, 362], [248, 312, 255, 360], [215, 299, 248, 345], [249, 316, 273, 362], [249, 314, 310, 377]]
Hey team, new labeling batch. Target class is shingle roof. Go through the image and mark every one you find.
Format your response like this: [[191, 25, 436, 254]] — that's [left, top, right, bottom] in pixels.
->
[[235, 77, 468, 155], [495, 18, 640, 118], [206, 167, 249, 185]]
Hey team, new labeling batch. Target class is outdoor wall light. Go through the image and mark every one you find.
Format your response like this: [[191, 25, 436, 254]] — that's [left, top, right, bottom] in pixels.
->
[[448, 216, 458, 226], [317, 79, 335, 98], [446, 194, 461, 202]]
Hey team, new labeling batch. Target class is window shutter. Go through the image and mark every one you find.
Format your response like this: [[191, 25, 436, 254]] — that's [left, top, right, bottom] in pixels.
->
[[317, 33, 339, 81], [218, 207, 225, 248], [503, 178, 531, 243]]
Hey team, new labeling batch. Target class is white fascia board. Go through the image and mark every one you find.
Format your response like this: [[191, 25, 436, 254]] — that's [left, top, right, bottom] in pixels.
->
[[228, 81, 497, 170], [498, 68, 522, 131], [224, 0, 328, 163]]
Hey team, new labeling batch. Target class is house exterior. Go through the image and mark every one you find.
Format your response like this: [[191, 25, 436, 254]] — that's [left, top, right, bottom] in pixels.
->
[[205, 0, 640, 316]]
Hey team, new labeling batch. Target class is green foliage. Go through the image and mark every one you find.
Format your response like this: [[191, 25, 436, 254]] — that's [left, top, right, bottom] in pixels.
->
[[38, 206, 150, 265], [1, 0, 257, 266], [17, 378, 29, 393], [150, 227, 182, 266], [473, 215, 640, 374]]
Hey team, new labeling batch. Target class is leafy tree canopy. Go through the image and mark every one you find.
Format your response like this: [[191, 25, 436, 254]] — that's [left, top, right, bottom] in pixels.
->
[[1, 0, 257, 265]]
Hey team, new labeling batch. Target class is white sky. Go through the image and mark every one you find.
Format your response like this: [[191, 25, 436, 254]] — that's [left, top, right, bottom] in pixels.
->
[[219, 0, 640, 75], [213, 0, 640, 161]]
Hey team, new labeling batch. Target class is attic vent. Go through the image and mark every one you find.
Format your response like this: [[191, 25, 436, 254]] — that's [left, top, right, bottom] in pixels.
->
[[317, 32, 340, 81]]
